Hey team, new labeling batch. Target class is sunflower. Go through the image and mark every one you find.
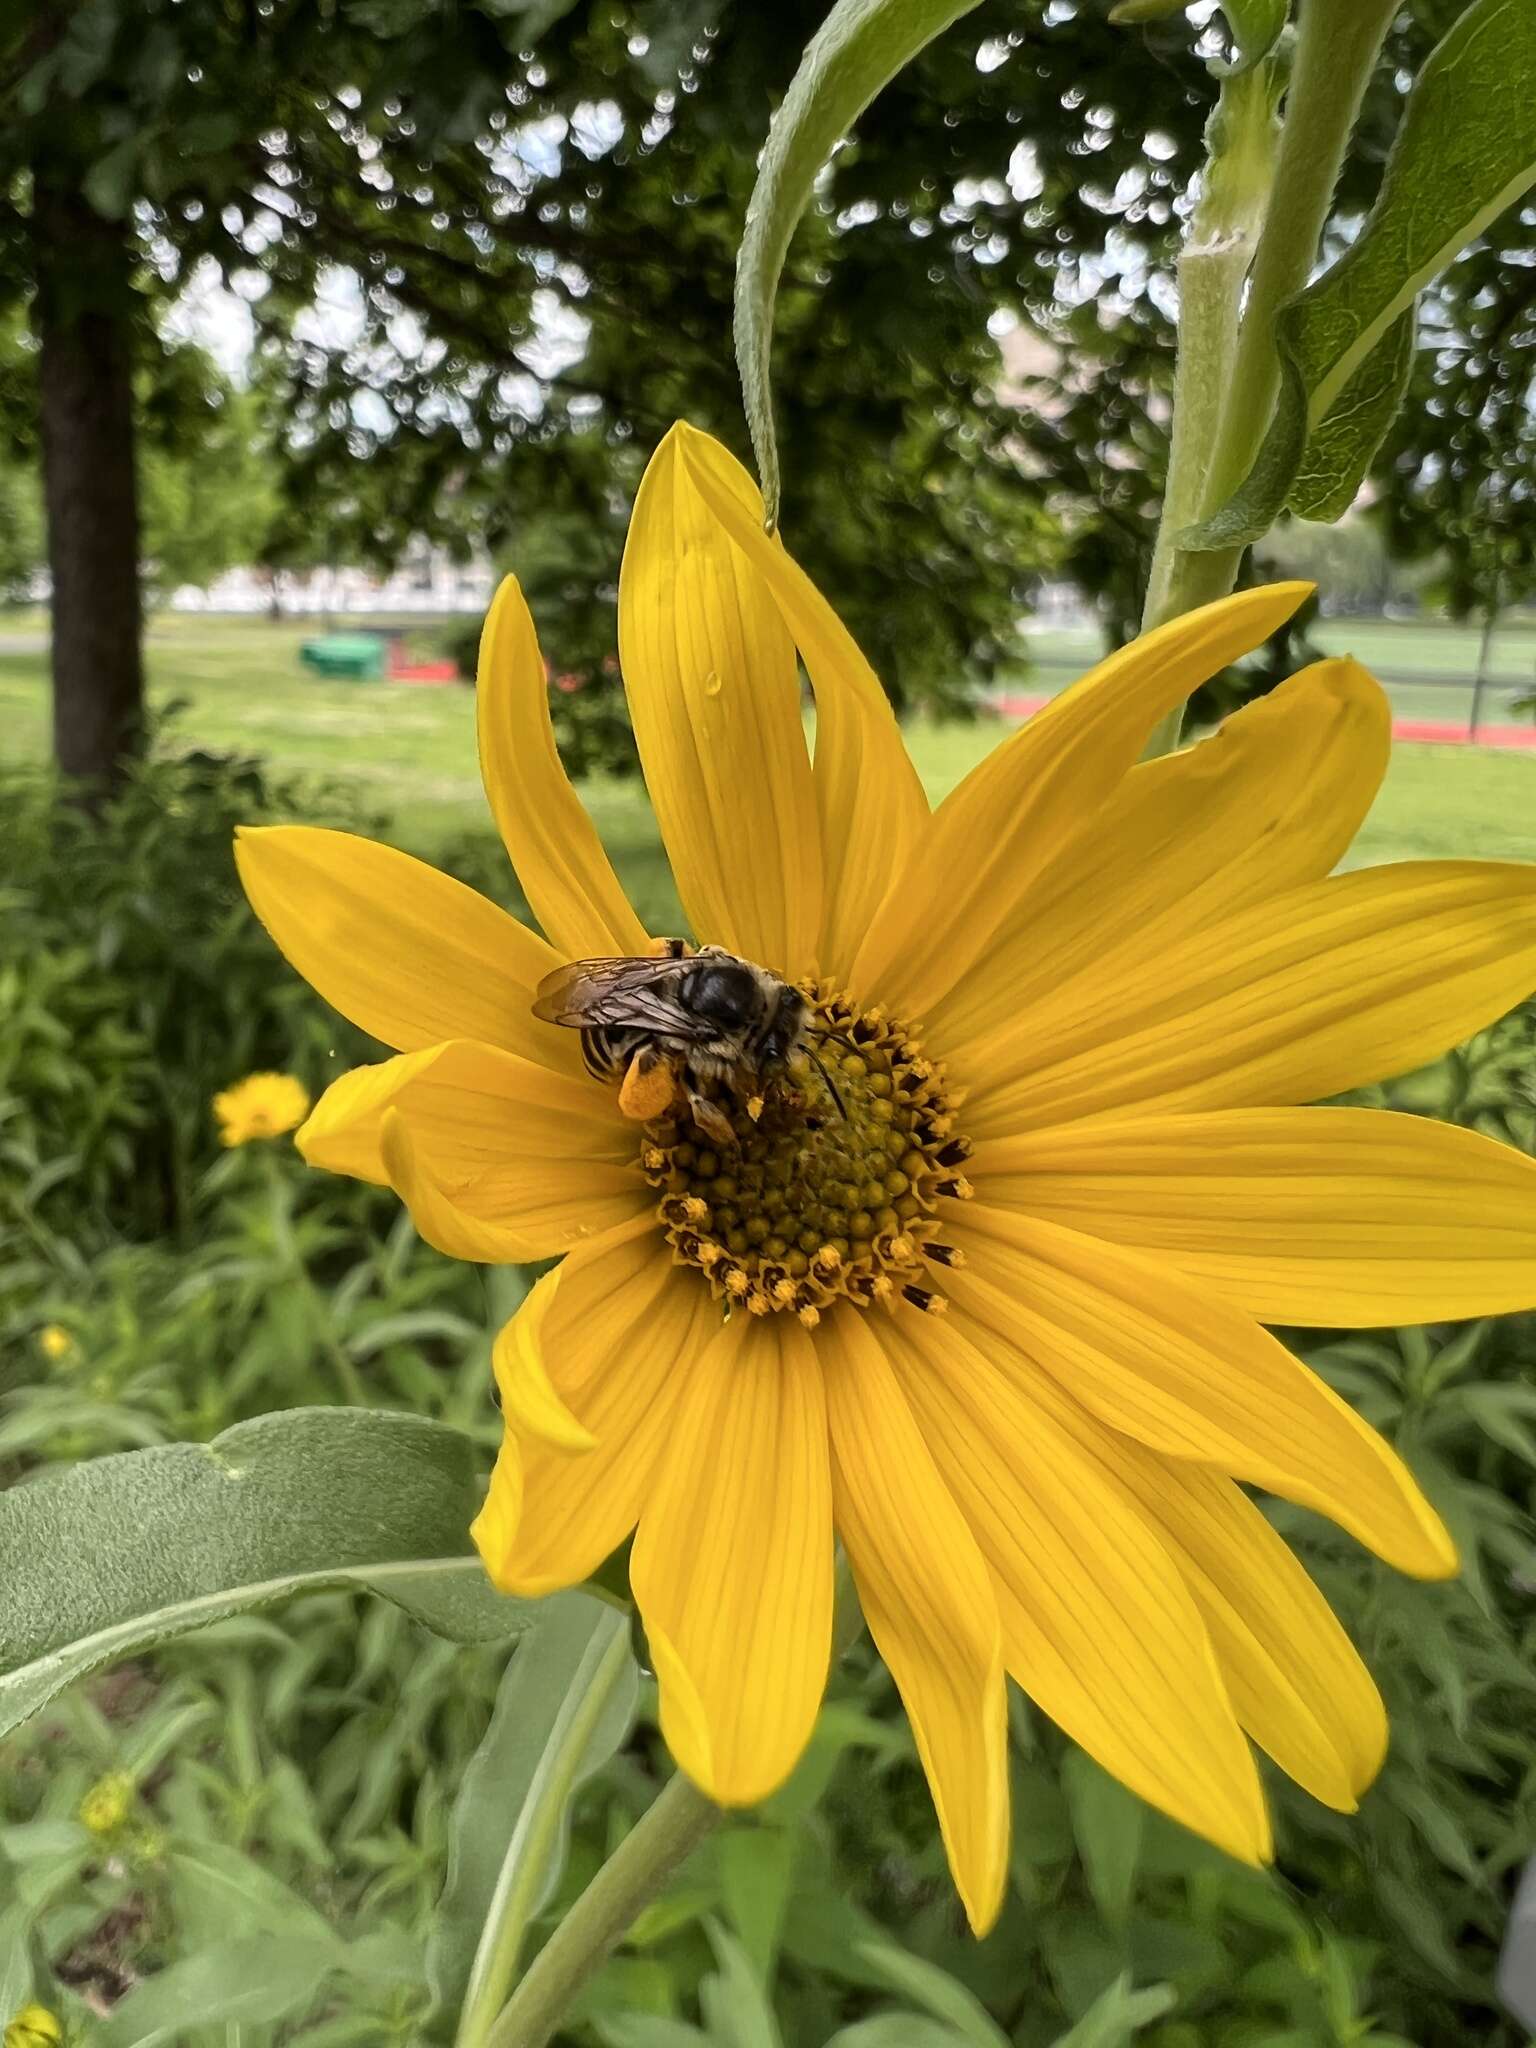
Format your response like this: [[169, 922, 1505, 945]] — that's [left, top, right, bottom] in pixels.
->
[[236, 423, 1536, 1933]]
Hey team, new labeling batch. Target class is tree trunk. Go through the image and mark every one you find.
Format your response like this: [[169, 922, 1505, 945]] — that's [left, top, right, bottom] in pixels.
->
[[31, 169, 144, 792]]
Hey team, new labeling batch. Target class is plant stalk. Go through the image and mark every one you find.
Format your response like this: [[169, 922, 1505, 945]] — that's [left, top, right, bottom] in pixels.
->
[[1139, 0, 1400, 754], [481, 1563, 866, 2048]]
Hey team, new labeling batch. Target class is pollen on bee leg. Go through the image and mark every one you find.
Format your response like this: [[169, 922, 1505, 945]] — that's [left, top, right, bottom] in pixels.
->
[[620, 1050, 681, 1122], [746, 1094, 766, 1122]]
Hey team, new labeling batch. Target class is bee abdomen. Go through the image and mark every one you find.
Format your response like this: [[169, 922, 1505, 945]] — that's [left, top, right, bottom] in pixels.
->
[[581, 1025, 638, 1082]]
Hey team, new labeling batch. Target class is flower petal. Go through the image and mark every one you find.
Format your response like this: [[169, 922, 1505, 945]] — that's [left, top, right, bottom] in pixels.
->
[[471, 1432, 524, 1579], [964, 860, 1536, 1136], [952, 1206, 1456, 1579], [819, 1311, 1008, 1934], [977, 1339, 1385, 1808], [479, 1215, 712, 1595], [299, 1041, 645, 1260], [849, 582, 1312, 1018], [235, 824, 574, 1068], [972, 1107, 1536, 1325], [619, 427, 822, 975], [883, 1309, 1271, 1864], [630, 1314, 833, 1806], [676, 425, 928, 982], [477, 576, 651, 958], [929, 657, 1389, 1052], [490, 1270, 596, 1452]]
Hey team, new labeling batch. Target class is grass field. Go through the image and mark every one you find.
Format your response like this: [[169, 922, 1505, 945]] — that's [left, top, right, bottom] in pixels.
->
[[3, 610, 1535, 870]]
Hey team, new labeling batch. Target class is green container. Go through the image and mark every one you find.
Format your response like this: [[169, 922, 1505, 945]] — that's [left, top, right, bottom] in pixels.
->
[[298, 634, 385, 680]]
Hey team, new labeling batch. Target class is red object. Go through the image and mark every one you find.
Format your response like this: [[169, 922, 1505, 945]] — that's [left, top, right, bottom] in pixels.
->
[[995, 695, 1536, 749]]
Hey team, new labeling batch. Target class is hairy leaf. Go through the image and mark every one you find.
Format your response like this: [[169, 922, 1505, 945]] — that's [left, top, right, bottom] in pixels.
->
[[0, 1407, 532, 1738], [1287, 305, 1415, 521], [733, 0, 984, 522]]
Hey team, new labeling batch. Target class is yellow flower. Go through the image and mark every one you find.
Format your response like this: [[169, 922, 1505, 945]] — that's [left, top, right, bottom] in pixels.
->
[[235, 423, 1536, 1936], [5, 2008, 61, 2048], [78, 1771, 134, 1836], [37, 1325, 73, 1364], [213, 1072, 311, 1147]]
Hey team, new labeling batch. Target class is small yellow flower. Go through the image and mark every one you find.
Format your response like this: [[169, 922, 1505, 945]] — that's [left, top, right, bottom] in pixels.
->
[[78, 1771, 134, 1836], [36, 1326, 73, 1364], [5, 2007, 62, 2048], [236, 422, 1536, 1936], [213, 1072, 310, 1147]]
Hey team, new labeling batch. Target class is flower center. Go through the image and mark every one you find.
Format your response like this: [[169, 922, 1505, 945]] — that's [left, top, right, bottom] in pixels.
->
[[641, 984, 972, 1325]]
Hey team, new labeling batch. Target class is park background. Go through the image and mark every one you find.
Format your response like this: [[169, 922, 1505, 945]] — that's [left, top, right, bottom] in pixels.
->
[[2, 1, 1536, 2043]]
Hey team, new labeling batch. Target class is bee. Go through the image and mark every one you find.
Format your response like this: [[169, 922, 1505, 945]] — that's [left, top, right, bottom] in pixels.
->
[[532, 940, 817, 1147]]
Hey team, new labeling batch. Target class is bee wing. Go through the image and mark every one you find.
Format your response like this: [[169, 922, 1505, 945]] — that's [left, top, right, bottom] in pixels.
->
[[532, 956, 696, 1030]]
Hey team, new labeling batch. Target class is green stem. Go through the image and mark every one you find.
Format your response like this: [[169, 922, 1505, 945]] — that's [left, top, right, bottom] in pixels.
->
[[481, 1763, 721, 2048], [259, 1146, 369, 1407], [1139, 0, 1399, 753], [456, 1612, 636, 2048], [480, 1564, 867, 2048]]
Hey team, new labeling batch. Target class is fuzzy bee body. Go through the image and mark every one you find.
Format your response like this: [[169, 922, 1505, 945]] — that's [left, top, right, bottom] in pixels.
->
[[533, 942, 812, 1144]]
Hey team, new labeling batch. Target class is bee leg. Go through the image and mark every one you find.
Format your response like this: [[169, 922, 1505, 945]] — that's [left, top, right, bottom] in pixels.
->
[[687, 1088, 739, 1150], [619, 1047, 683, 1122], [643, 936, 693, 959]]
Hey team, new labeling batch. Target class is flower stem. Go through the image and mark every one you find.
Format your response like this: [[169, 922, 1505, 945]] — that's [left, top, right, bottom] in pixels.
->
[[479, 1563, 866, 2048], [481, 1764, 720, 2048], [1139, 0, 1399, 755]]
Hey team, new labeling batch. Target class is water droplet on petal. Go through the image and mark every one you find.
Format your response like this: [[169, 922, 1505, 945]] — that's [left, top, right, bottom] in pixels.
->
[[702, 670, 722, 698]]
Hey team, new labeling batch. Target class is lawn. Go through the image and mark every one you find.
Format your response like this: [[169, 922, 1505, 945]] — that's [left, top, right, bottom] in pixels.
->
[[3, 610, 1535, 872]]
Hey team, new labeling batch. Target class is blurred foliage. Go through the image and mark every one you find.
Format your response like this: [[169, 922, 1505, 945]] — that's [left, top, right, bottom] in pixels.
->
[[1, 753, 1533, 2043]]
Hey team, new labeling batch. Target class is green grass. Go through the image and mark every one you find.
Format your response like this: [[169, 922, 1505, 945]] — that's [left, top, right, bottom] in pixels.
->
[[3, 611, 1535, 870]]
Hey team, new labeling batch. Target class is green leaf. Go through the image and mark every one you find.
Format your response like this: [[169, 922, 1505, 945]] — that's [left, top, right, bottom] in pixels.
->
[[719, 1825, 796, 1982], [1222, 0, 1287, 68], [1187, 0, 1536, 547], [827, 2024, 976, 2048], [855, 1942, 1009, 2048], [0, 1408, 533, 1739], [429, 1595, 638, 2040], [597, 2022, 709, 2048], [699, 1922, 783, 2048], [0, 1905, 33, 2017], [1286, 305, 1415, 522], [94, 1933, 343, 2046], [1063, 1750, 1145, 1936], [733, 0, 984, 523], [1047, 1974, 1178, 2048]]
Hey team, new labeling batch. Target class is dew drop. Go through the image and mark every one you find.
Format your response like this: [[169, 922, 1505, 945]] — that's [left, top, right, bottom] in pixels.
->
[[702, 670, 722, 697]]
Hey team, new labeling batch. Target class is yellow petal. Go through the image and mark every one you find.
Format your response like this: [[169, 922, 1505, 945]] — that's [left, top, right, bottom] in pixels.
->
[[973, 1107, 1536, 1326], [490, 1270, 596, 1452], [471, 1432, 524, 1577], [618, 426, 822, 976], [297, 1040, 643, 1260], [929, 657, 1389, 1052], [477, 577, 651, 958], [849, 582, 1312, 1018], [883, 1310, 1271, 1865], [819, 1311, 1008, 1934], [630, 1314, 833, 1806], [965, 859, 1536, 1137], [235, 825, 575, 1069], [676, 425, 928, 982], [991, 1346, 1386, 1808], [953, 1206, 1457, 1579], [482, 1216, 713, 1595]]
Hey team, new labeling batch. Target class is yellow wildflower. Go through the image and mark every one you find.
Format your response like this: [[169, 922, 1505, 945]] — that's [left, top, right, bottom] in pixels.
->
[[78, 1771, 134, 1836], [236, 422, 1536, 1934], [5, 2009, 61, 2048], [37, 1326, 73, 1364], [213, 1072, 310, 1147]]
